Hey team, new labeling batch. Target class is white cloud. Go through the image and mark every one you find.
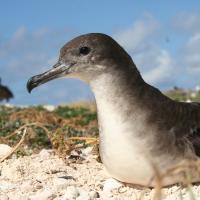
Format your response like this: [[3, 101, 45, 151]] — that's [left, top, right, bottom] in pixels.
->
[[181, 33, 200, 73], [113, 12, 200, 88], [142, 50, 173, 84], [113, 14, 174, 86], [12, 26, 26, 40], [172, 12, 200, 34], [0, 27, 70, 80], [113, 14, 159, 53]]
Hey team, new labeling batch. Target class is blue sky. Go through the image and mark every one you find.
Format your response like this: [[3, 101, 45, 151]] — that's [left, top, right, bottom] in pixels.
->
[[0, 0, 200, 105]]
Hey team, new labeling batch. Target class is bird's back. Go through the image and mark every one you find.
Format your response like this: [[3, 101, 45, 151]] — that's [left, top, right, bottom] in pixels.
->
[[176, 101, 200, 156], [152, 94, 200, 157]]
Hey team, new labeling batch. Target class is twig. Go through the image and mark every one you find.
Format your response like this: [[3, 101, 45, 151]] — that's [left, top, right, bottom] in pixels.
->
[[68, 136, 98, 145], [151, 164, 163, 200], [2, 122, 50, 139], [0, 122, 51, 162], [0, 128, 27, 162]]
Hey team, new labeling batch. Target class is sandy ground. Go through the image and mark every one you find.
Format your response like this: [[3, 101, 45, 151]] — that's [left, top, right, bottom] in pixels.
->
[[0, 147, 200, 200]]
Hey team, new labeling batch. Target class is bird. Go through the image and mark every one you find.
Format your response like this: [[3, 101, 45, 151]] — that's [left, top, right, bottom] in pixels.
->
[[27, 33, 200, 187], [0, 78, 14, 102]]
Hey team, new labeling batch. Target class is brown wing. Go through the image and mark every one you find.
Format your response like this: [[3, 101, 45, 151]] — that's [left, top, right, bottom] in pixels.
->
[[175, 102, 200, 156], [0, 85, 14, 101]]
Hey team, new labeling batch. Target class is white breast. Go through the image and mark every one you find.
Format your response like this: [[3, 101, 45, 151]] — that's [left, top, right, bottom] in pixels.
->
[[96, 98, 155, 185], [90, 73, 157, 185]]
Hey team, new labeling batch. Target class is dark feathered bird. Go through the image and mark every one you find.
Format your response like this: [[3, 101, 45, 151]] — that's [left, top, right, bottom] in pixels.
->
[[27, 33, 200, 186], [0, 78, 14, 102]]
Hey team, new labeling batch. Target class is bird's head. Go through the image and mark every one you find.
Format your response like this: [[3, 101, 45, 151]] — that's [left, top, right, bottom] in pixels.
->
[[27, 33, 133, 93]]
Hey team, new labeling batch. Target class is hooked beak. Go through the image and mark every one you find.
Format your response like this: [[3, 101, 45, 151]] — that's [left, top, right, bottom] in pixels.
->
[[27, 62, 74, 93]]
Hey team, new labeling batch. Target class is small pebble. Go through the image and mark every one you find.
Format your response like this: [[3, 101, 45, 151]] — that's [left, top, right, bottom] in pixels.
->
[[62, 186, 79, 200], [21, 181, 34, 191], [0, 183, 16, 190], [0, 195, 9, 200], [103, 178, 123, 197], [89, 191, 100, 198], [77, 189, 91, 200], [29, 189, 54, 200], [53, 177, 69, 190], [0, 144, 12, 159], [39, 149, 51, 159]]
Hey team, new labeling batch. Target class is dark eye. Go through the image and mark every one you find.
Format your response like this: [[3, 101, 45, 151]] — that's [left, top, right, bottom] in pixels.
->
[[79, 46, 90, 55]]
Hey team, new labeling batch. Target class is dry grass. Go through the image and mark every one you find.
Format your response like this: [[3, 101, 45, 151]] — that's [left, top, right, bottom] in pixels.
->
[[0, 104, 98, 157]]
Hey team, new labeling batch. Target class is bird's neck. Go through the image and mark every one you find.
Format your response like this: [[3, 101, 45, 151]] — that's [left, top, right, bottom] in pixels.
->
[[90, 66, 170, 130], [90, 67, 145, 110]]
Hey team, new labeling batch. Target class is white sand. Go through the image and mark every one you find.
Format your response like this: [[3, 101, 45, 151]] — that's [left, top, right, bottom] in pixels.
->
[[0, 148, 200, 200]]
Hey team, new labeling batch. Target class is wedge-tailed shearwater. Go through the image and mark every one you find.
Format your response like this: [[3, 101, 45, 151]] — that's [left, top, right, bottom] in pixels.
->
[[27, 33, 200, 187]]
